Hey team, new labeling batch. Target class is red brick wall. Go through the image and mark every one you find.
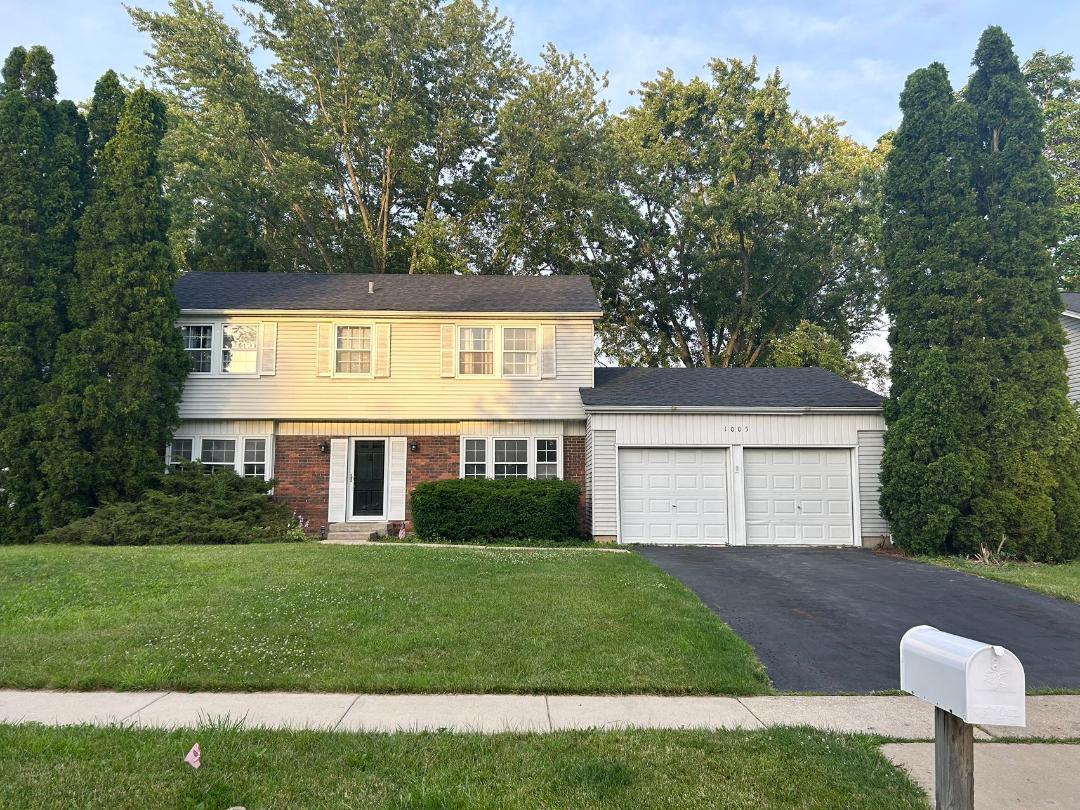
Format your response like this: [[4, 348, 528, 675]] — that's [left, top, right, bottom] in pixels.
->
[[563, 435, 589, 536], [405, 436, 460, 523], [273, 436, 331, 534], [273, 433, 590, 537]]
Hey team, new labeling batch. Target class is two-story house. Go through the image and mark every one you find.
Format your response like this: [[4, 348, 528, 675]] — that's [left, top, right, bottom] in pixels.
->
[[172, 272, 890, 546]]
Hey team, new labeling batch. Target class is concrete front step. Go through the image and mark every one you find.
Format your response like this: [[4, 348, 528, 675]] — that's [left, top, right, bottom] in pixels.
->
[[324, 522, 389, 544]]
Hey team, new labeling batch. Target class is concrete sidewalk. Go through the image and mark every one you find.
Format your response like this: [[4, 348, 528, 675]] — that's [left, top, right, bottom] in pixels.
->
[[883, 743, 1080, 809], [2, 690, 1079, 739]]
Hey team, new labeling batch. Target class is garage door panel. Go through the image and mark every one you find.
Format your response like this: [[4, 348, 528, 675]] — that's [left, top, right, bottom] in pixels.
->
[[619, 448, 729, 545], [744, 448, 853, 545]]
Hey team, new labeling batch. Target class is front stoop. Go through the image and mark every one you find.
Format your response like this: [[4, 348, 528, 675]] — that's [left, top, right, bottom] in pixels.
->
[[323, 522, 389, 544]]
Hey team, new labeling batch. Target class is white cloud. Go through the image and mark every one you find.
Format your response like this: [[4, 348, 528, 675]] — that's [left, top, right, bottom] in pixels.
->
[[730, 5, 850, 43]]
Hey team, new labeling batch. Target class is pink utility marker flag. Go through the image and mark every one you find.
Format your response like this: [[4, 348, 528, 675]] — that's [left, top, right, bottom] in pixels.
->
[[184, 743, 201, 769]]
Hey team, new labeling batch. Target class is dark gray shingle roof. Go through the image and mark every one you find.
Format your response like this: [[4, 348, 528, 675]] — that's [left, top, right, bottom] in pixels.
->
[[1064, 292, 1080, 314], [580, 367, 883, 409], [174, 271, 602, 314]]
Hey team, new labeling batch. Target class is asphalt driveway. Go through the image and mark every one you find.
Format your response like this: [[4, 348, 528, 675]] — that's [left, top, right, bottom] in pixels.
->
[[637, 547, 1080, 693]]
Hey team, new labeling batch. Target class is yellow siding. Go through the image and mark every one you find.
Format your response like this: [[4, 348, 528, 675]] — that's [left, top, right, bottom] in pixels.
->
[[177, 316, 595, 421]]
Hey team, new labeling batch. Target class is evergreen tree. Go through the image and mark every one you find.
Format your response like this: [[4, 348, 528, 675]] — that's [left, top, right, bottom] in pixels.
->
[[36, 89, 188, 529], [882, 28, 1080, 560], [0, 46, 85, 542], [85, 69, 126, 172], [964, 27, 1080, 559], [881, 62, 990, 555]]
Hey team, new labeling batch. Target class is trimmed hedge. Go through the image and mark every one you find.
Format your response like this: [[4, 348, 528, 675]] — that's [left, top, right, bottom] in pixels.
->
[[39, 463, 306, 545], [410, 478, 580, 543]]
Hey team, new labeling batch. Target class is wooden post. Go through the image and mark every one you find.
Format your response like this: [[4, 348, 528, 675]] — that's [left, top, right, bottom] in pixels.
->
[[935, 706, 974, 810]]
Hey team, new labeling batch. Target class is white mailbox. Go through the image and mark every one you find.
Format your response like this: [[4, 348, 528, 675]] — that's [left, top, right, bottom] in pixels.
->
[[900, 625, 1025, 727]]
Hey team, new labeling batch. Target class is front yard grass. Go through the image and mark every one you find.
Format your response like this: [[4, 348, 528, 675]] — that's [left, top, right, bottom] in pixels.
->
[[0, 724, 926, 809], [0, 544, 770, 694], [924, 557, 1080, 603]]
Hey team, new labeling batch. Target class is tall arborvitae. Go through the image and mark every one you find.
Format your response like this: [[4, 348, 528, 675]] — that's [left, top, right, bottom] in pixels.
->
[[0, 46, 85, 542], [880, 63, 991, 555], [36, 89, 188, 528], [963, 27, 1080, 559], [85, 69, 126, 171], [883, 28, 1080, 561]]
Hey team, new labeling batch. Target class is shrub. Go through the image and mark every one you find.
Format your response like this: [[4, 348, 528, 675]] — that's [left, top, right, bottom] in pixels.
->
[[39, 463, 305, 545], [410, 478, 580, 543]]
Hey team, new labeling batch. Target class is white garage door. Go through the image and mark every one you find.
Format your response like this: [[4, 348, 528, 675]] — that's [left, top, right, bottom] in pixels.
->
[[744, 448, 853, 545], [618, 448, 728, 544]]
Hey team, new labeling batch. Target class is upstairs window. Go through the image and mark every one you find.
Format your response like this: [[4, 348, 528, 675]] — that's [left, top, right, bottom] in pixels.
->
[[502, 327, 537, 377], [335, 325, 372, 374], [459, 327, 493, 375], [221, 324, 258, 374], [494, 439, 528, 479], [182, 325, 213, 374]]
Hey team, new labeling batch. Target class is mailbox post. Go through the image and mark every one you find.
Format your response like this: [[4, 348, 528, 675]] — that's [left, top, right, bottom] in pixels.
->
[[900, 626, 1025, 810]]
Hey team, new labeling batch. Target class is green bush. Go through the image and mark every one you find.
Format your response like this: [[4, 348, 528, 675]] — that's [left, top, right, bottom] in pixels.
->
[[39, 463, 306, 545], [410, 478, 581, 543]]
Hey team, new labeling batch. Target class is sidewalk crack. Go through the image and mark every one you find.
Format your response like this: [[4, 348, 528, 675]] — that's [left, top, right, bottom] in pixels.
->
[[544, 696, 553, 732], [121, 691, 171, 724], [736, 697, 766, 728], [334, 695, 361, 730]]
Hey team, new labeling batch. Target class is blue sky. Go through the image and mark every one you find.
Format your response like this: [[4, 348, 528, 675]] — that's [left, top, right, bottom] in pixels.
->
[[4, 0, 1079, 145]]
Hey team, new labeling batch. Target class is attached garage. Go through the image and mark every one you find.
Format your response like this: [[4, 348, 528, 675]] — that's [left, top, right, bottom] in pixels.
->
[[743, 448, 852, 545], [618, 448, 729, 544], [582, 367, 889, 547]]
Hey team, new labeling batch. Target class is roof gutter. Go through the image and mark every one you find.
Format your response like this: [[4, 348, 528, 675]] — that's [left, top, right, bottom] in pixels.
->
[[178, 309, 603, 319], [581, 404, 883, 415]]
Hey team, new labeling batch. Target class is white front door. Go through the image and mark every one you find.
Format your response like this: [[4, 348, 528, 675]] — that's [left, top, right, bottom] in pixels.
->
[[743, 448, 853, 545], [618, 448, 729, 544]]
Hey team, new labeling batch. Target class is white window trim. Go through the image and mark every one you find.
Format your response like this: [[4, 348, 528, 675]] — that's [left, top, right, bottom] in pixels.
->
[[534, 436, 563, 479], [166, 435, 274, 481], [181, 325, 214, 375], [331, 321, 377, 379], [459, 435, 562, 480], [499, 325, 541, 380], [179, 321, 263, 378], [165, 436, 195, 465], [455, 323, 498, 379]]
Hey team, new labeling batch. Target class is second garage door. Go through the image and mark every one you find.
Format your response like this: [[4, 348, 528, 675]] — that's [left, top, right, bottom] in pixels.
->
[[744, 448, 853, 545], [618, 448, 729, 544]]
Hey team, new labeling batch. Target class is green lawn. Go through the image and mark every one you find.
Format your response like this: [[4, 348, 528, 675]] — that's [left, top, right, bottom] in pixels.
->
[[0, 724, 926, 809], [925, 557, 1080, 603], [0, 544, 769, 694]]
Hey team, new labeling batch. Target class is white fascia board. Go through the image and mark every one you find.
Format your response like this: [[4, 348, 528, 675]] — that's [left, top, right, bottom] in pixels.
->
[[580, 405, 883, 415], [1063, 310, 1080, 321], [179, 309, 602, 320]]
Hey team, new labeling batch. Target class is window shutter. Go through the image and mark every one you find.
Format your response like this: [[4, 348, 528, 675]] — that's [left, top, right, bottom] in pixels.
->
[[440, 324, 456, 377], [316, 323, 332, 376], [387, 437, 407, 521], [540, 324, 557, 378], [327, 438, 348, 523], [259, 322, 277, 375], [375, 323, 391, 378]]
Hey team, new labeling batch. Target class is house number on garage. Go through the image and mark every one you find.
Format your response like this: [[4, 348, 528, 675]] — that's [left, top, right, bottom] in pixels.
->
[[722, 425, 750, 433]]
